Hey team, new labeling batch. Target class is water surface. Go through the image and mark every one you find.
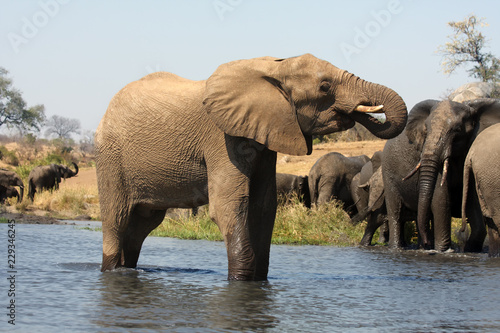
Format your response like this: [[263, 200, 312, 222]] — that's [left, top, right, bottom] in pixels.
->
[[2, 222, 500, 332]]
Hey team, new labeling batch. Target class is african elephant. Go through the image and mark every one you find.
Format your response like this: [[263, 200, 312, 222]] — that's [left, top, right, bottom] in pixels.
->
[[0, 185, 20, 204], [383, 98, 500, 252], [95, 54, 408, 280], [28, 162, 79, 200], [308, 152, 369, 215], [0, 169, 24, 203], [276, 173, 311, 208], [350, 151, 388, 246], [461, 123, 500, 256]]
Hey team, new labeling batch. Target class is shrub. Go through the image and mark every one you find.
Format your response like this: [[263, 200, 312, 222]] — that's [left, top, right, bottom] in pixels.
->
[[0, 146, 19, 166]]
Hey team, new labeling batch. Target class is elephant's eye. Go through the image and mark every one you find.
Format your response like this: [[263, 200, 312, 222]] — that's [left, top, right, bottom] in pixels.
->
[[319, 81, 331, 93]]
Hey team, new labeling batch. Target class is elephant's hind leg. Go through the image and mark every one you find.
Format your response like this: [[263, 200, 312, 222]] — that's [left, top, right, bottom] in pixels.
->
[[122, 206, 167, 268], [101, 203, 131, 272]]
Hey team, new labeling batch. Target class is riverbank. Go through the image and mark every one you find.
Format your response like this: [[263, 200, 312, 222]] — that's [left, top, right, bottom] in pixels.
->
[[0, 140, 397, 246]]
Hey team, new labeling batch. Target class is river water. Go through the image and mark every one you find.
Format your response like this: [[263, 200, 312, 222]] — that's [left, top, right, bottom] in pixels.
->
[[2, 221, 500, 332]]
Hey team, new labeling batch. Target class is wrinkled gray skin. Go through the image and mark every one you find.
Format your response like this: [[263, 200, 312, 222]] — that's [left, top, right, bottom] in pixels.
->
[[0, 185, 19, 204], [462, 123, 500, 256], [350, 151, 388, 246], [383, 98, 500, 252], [95, 54, 408, 280], [0, 169, 23, 203], [28, 162, 79, 200], [276, 173, 311, 208], [309, 152, 369, 215]]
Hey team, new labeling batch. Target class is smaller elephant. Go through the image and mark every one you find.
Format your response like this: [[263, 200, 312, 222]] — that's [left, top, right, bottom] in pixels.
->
[[28, 162, 79, 200], [276, 173, 311, 208], [0, 185, 20, 204], [350, 151, 388, 246], [461, 122, 500, 256], [308, 152, 369, 215], [0, 169, 24, 202]]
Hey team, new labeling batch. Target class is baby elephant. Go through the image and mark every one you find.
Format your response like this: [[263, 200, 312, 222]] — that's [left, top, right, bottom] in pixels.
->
[[350, 151, 388, 246], [0, 185, 20, 204], [276, 173, 311, 208], [309, 152, 369, 215]]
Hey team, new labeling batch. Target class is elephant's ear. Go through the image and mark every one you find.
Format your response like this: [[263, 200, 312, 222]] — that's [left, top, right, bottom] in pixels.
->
[[466, 98, 500, 134], [405, 99, 439, 149], [203, 57, 310, 155], [367, 167, 385, 210]]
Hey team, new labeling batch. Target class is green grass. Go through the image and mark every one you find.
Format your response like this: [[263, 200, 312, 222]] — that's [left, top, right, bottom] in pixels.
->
[[151, 212, 223, 241], [149, 199, 465, 248], [150, 199, 368, 246]]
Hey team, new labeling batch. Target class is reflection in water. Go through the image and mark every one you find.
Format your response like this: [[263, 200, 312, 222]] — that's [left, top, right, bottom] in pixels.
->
[[95, 269, 208, 330], [94, 268, 278, 331], [206, 281, 278, 331]]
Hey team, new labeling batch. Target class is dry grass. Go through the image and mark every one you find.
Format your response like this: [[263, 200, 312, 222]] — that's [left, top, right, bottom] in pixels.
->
[[15, 185, 100, 220]]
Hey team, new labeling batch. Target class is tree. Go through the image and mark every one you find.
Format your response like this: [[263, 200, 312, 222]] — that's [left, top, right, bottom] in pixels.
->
[[79, 130, 95, 156], [0, 67, 46, 132], [437, 14, 500, 82], [45, 115, 81, 139]]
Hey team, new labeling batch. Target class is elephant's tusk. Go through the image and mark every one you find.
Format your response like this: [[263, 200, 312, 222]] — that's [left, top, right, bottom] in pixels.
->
[[402, 161, 421, 181], [354, 104, 384, 113], [440, 159, 449, 187]]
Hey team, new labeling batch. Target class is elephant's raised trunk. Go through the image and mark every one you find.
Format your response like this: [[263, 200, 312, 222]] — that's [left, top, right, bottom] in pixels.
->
[[71, 162, 79, 176], [416, 158, 440, 249], [348, 80, 408, 139]]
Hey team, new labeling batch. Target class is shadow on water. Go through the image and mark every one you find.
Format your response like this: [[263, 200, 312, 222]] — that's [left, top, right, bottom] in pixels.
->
[[92, 266, 279, 332]]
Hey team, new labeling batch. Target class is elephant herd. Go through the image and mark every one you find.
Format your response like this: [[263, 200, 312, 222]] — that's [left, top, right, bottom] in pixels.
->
[[0, 162, 78, 203], [348, 99, 500, 258], [94, 53, 500, 281]]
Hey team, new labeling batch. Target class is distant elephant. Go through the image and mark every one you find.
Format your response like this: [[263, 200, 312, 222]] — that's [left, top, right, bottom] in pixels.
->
[[95, 54, 408, 280], [275, 173, 311, 208], [0, 169, 23, 203], [383, 98, 500, 252], [28, 162, 79, 200], [350, 151, 388, 246], [308, 152, 369, 215], [461, 123, 500, 256], [0, 185, 20, 204]]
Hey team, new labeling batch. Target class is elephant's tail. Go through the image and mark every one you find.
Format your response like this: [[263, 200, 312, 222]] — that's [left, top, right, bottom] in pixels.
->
[[309, 175, 319, 207], [28, 177, 35, 201], [460, 156, 472, 233]]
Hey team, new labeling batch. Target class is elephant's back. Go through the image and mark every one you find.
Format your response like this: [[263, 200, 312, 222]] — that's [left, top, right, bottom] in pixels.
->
[[98, 73, 206, 132], [95, 72, 215, 154]]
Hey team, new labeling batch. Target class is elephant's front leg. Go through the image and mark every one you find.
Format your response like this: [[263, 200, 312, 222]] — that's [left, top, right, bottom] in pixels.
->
[[431, 183, 451, 251], [385, 185, 405, 248], [208, 139, 277, 281]]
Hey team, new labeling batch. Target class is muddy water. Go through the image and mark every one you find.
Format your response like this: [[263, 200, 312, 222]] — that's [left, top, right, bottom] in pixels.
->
[[3, 222, 500, 332]]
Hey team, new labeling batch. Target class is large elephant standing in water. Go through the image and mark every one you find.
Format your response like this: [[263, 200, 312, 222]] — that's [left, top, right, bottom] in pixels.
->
[[383, 98, 500, 252], [95, 54, 408, 280]]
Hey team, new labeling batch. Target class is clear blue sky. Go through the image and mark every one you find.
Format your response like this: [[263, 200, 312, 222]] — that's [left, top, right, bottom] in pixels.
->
[[1, 0, 500, 138]]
